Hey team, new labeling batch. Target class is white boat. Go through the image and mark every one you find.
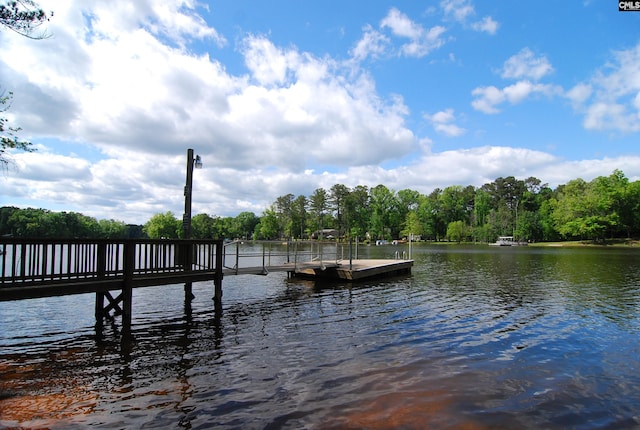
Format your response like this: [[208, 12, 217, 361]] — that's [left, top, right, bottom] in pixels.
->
[[491, 236, 527, 246]]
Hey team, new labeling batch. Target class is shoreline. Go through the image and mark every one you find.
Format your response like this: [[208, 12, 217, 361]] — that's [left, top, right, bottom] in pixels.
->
[[406, 239, 640, 248]]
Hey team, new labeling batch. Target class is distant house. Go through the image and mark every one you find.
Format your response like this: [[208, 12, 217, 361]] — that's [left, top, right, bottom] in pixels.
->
[[311, 229, 339, 239]]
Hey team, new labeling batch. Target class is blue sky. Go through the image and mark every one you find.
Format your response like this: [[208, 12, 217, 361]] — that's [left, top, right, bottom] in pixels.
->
[[1, 1, 640, 224]]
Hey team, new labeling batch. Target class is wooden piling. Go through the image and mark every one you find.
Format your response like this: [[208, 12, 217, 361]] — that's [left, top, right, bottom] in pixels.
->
[[121, 241, 135, 339], [213, 241, 224, 315]]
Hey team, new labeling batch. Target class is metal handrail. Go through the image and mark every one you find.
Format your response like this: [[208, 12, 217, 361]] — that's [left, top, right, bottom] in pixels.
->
[[221, 240, 347, 274]]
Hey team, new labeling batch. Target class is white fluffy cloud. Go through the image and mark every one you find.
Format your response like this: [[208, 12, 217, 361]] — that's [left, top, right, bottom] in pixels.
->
[[501, 48, 553, 81], [440, 0, 498, 34], [574, 43, 640, 132], [352, 7, 447, 61], [1, 1, 639, 225], [424, 109, 466, 137], [471, 48, 560, 113]]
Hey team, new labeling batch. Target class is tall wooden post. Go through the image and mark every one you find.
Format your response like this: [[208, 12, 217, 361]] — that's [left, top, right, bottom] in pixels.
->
[[94, 241, 107, 331], [183, 149, 195, 301], [213, 240, 224, 317], [121, 241, 135, 339]]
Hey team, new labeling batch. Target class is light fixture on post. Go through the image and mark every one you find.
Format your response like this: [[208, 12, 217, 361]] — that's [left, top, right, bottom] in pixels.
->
[[183, 148, 202, 302]]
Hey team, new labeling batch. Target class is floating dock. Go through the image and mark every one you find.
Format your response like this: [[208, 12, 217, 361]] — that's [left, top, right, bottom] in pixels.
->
[[288, 259, 413, 281], [222, 259, 413, 281]]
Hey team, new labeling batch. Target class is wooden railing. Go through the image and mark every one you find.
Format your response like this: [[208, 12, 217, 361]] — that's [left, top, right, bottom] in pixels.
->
[[0, 238, 224, 300]]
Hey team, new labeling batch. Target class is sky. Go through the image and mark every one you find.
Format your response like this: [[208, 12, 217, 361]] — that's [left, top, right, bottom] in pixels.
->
[[1, 1, 640, 224]]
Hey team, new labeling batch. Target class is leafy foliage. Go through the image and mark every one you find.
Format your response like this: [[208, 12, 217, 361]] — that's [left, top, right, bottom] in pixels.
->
[[0, 91, 34, 168], [0, 206, 134, 238], [143, 211, 180, 239], [0, 0, 51, 38], [1, 1, 51, 168]]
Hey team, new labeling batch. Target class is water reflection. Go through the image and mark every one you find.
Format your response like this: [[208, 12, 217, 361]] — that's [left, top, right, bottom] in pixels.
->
[[1, 245, 640, 429]]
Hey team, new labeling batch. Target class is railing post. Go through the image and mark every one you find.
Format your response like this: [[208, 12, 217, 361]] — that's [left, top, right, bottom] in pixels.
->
[[97, 241, 106, 278], [349, 237, 353, 270], [235, 242, 239, 275]]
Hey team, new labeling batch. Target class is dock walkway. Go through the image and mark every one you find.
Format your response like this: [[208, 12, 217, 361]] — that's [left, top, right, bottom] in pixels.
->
[[1, 238, 413, 336]]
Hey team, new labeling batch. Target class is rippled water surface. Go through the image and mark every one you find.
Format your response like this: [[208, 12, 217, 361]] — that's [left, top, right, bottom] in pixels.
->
[[2, 244, 640, 429]]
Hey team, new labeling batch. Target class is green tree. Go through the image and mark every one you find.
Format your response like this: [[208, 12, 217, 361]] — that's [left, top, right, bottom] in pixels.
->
[[624, 180, 640, 237], [309, 188, 329, 235], [417, 189, 445, 241], [395, 188, 420, 238], [98, 219, 128, 238], [233, 211, 260, 239], [1, 90, 34, 169], [401, 210, 423, 239], [290, 196, 307, 239], [369, 184, 396, 240], [439, 185, 470, 226], [552, 177, 617, 242], [0, 205, 18, 235], [1, 1, 52, 167], [0, 0, 51, 38], [255, 206, 279, 240], [345, 185, 370, 239], [191, 213, 218, 239], [329, 184, 350, 237], [143, 211, 180, 239], [274, 193, 294, 238], [446, 220, 469, 243]]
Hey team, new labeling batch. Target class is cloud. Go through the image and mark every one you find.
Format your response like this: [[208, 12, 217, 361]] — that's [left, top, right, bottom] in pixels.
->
[[86, 0, 226, 47], [472, 81, 561, 114], [2, 1, 639, 225], [471, 16, 499, 35], [440, 0, 475, 22], [380, 8, 446, 58], [1, 1, 423, 222], [424, 109, 466, 137], [440, 0, 498, 34], [501, 48, 554, 81], [569, 42, 640, 133], [380, 7, 425, 40], [471, 86, 505, 114], [350, 24, 389, 62], [471, 48, 560, 114], [351, 4, 497, 62]]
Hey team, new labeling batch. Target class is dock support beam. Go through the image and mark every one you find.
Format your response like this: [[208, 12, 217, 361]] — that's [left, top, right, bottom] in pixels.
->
[[121, 241, 135, 339], [213, 241, 224, 317]]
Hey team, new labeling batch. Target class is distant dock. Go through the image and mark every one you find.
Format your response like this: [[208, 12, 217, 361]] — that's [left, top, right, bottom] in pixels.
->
[[290, 259, 413, 281]]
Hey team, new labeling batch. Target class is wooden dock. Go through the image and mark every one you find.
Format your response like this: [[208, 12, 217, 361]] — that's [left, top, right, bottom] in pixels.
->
[[291, 259, 413, 280], [222, 259, 413, 280], [0, 238, 413, 337]]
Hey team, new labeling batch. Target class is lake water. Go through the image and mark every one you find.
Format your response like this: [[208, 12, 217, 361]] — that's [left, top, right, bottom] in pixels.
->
[[1, 244, 640, 429]]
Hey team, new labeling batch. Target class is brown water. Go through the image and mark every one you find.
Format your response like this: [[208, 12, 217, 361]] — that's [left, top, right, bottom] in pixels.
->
[[1, 244, 640, 429]]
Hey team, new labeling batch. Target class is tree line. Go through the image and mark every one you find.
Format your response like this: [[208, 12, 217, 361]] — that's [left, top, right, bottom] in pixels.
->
[[2, 170, 639, 243], [252, 170, 640, 243]]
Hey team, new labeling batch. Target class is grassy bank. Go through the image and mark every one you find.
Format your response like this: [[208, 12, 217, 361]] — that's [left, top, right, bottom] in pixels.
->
[[528, 239, 640, 247]]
